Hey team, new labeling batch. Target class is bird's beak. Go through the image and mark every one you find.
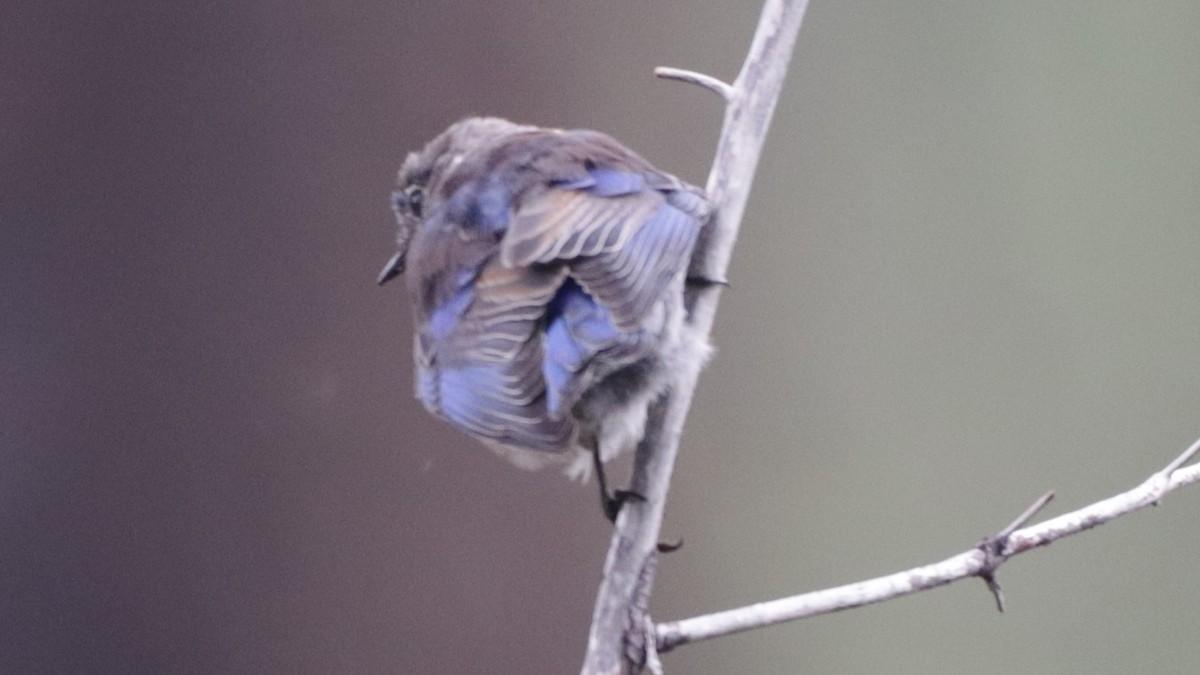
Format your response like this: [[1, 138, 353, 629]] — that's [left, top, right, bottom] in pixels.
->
[[377, 251, 405, 285]]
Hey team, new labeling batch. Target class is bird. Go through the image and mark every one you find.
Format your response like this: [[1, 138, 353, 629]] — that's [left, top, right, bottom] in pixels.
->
[[379, 117, 710, 518]]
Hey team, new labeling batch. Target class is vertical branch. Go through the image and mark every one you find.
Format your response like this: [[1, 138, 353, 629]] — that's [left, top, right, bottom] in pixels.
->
[[581, 1, 811, 673]]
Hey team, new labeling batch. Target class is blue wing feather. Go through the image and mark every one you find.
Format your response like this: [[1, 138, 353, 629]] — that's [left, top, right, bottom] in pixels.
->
[[570, 198, 699, 328], [543, 281, 624, 415]]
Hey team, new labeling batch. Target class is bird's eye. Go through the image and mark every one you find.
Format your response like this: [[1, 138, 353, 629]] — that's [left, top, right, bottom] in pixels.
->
[[393, 185, 426, 218], [405, 185, 425, 218]]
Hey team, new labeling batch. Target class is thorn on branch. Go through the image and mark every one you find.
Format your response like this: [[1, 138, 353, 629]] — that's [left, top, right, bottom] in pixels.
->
[[657, 538, 684, 554], [981, 570, 1006, 613], [686, 274, 731, 288], [655, 67, 737, 102], [999, 491, 1055, 541], [976, 491, 1055, 613]]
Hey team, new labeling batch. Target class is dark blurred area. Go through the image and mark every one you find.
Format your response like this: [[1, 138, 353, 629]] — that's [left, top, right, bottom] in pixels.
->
[[3, 2, 1199, 673]]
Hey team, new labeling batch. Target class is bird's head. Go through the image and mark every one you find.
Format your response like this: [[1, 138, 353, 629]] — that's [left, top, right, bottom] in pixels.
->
[[378, 117, 536, 285]]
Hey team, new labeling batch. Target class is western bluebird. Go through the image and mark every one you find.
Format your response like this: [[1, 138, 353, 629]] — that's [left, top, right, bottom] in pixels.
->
[[380, 117, 710, 517]]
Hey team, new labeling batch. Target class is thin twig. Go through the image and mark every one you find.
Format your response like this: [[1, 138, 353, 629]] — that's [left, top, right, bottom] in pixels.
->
[[655, 439, 1200, 652], [655, 67, 737, 102], [1162, 436, 1200, 476], [997, 491, 1055, 540]]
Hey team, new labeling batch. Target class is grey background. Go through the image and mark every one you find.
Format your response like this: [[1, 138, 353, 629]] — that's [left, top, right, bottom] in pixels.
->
[[4, 1, 1199, 673]]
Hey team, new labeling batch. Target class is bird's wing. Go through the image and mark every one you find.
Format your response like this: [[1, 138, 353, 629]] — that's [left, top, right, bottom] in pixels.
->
[[415, 261, 577, 452], [501, 138, 708, 330], [500, 140, 707, 415], [414, 131, 707, 450]]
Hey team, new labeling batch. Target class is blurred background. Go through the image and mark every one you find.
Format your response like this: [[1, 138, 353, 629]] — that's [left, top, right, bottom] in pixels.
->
[[4, 1, 1200, 673]]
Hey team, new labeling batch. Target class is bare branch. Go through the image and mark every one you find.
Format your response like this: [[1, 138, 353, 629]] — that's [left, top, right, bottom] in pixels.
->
[[581, 1, 813, 672], [655, 440, 1200, 652]]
